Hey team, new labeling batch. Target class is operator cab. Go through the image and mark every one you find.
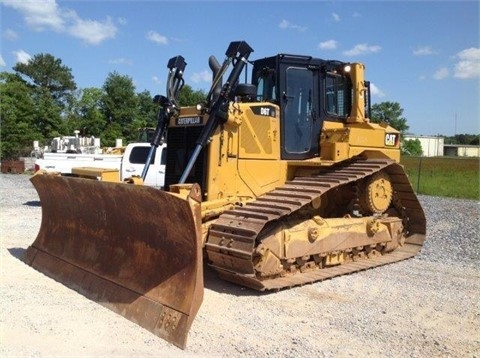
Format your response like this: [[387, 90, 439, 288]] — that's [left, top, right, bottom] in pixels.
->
[[251, 55, 360, 160]]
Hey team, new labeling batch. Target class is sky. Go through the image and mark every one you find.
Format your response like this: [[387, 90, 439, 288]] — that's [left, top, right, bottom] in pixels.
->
[[1, 0, 479, 136]]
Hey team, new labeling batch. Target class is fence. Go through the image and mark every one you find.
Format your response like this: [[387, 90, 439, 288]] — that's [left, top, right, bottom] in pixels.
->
[[400, 156, 479, 200]]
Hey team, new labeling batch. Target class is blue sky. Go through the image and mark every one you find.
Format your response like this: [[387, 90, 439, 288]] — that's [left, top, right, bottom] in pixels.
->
[[1, 0, 479, 136]]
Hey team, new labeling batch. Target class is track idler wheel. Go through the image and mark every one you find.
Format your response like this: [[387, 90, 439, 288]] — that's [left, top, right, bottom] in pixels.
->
[[359, 171, 393, 214]]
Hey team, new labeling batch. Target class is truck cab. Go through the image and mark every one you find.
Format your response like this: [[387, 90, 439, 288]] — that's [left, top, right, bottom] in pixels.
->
[[121, 143, 167, 188]]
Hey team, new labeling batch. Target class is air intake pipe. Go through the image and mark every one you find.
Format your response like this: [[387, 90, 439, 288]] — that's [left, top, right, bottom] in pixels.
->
[[208, 55, 222, 103]]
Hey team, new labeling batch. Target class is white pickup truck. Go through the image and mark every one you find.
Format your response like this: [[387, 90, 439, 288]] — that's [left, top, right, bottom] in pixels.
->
[[34, 143, 167, 188]]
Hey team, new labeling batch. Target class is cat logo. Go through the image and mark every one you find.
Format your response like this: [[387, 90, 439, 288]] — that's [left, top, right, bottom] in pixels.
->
[[385, 133, 398, 147]]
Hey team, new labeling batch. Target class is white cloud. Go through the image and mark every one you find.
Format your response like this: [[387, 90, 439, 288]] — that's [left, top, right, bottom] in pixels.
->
[[152, 76, 162, 85], [455, 47, 480, 61], [68, 16, 117, 45], [453, 47, 480, 79], [108, 58, 132, 65], [117, 17, 127, 26], [278, 19, 307, 32], [3, 29, 19, 41], [12, 50, 32, 64], [352, 12, 362, 18], [319, 40, 338, 50], [3, 0, 117, 45], [279, 19, 289, 29], [332, 13, 340, 22], [370, 83, 385, 98], [0, 55, 6, 67], [343, 43, 381, 56], [413, 46, 437, 56], [2, 0, 64, 31], [146, 31, 168, 45], [190, 70, 211, 84], [433, 67, 449, 80]]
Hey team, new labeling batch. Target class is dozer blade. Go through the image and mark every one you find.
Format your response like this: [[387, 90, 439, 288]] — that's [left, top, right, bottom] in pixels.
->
[[24, 174, 203, 349]]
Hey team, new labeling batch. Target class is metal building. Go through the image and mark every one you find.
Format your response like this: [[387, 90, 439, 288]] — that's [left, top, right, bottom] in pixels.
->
[[403, 135, 444, 157]]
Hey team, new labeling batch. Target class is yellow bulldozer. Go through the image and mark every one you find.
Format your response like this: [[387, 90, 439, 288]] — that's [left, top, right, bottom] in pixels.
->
[[24, 41, 426, 349]]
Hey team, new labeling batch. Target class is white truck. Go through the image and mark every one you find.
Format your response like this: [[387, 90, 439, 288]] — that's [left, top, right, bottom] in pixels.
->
[[34, 143, 166, 188]]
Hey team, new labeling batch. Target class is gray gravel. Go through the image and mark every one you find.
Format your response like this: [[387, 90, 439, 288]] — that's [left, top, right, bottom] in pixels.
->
[[0, 173, 478, 357]]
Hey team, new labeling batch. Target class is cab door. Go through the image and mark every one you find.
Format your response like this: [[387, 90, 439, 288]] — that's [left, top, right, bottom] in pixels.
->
[[280, 64, 320, 160]]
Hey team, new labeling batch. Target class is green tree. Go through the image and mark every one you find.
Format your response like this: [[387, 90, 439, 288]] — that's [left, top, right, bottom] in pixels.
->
[[137, 90, 157, 128], [13, 53, 77, 108], [12, 53, 77, 141], [370, 101, 409, 133], [401, 138, 423, 156], [32, 87, 63, 138], [75, 87, 107, 136], [462, 134, 476, 144], [470, 135, 480, 145], [0, 72, 41, 159], [444, 133, 480, 145], [101, 72, 139, 145], [177, 85, 207, 106]]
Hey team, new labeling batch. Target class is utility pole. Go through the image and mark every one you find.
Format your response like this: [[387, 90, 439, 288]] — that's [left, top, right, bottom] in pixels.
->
[[454, 112, 457, 136]]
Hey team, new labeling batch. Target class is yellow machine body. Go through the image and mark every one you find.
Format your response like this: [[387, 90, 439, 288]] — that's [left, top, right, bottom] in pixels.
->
[[25, 42, 425, 349]]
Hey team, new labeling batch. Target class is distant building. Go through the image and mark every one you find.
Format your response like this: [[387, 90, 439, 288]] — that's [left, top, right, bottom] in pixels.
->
[[444, 144, 480, 157], [403, 135, 444, 157], [404, 135, 480, 157]]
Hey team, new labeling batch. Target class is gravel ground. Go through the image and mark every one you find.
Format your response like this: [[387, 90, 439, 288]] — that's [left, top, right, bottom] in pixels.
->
[[0, 173, 478, 357]]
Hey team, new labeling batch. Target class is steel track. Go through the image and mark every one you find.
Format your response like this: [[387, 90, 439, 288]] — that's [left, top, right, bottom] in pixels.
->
[[204, 158, 426, 291]]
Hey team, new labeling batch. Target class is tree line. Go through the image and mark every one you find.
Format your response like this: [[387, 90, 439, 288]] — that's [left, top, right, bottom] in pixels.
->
[[0, 53, 206, 159], [443, 134, 479, 145]]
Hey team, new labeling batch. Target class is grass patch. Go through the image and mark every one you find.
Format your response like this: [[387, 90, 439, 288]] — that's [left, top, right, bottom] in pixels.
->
[[400, 156, 479, 200]]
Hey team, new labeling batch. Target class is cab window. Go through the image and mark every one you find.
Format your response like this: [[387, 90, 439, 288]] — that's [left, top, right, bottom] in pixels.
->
[[256, 69, 277, 102], [283, 67, 314, 153], [325, 73, 350, 117]]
